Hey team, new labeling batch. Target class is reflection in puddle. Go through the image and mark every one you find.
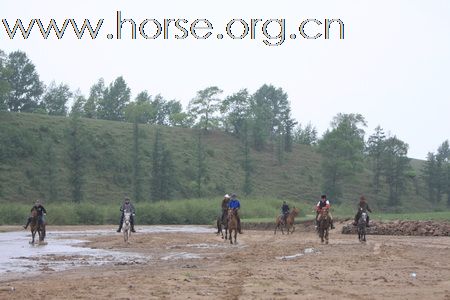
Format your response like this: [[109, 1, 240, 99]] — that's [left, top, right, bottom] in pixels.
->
[[0, 225, 214, 279]]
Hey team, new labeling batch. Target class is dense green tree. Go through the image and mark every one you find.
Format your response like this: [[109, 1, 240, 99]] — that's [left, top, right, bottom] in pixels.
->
[[241, 119, 253, 195], [40, 139, 58, 201], [381, 136, 410, 206], [70, 92, 87, 117], [4, 51, 44, 112], [221, 89, 251, 136], [84, 78, 105, 119], [125, 91, 155, 124], [318, 113, 366, 200], [436, 140, 450, 203], [166, 100, 189, 127], [194, 130, 207, 196], [422, 140, 450, 205], [150, 129, 175, 200], [187, 86, 222, 131], [132, 120, 143, 202], [367, 126, 387, 193], [293, 122, 318, 145], [250, 84, 295, 150], [67, 114, 87, 202], [42, 81, 72, 116], [97, 76, 130, 121], [422, 152, 438, 203], [0, 50, 10, 111]]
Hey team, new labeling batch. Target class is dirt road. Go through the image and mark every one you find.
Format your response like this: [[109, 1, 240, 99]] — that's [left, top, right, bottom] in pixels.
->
[[1, 224, 450, 299]]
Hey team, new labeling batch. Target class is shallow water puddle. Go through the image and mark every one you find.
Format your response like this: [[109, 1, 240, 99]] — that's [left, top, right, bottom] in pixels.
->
[[276, 248, 320, 260], [0, 226, 214, 278]]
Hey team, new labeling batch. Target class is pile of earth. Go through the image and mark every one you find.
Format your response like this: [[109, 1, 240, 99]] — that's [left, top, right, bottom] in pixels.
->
[[341, 220, 450, 236]]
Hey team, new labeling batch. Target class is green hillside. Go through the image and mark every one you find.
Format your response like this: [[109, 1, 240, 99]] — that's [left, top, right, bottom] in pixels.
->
[[0, 111, 439, 213]]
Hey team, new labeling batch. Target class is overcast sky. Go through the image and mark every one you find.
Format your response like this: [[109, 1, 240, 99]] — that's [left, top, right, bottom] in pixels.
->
[[1, 0, 449, 159]]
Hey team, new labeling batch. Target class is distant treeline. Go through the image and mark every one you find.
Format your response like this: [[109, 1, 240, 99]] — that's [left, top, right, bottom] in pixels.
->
[[0, 49, 449, 209]]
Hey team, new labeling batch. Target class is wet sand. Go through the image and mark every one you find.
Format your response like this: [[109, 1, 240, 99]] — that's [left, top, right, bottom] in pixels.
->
[[1, 224, 450, 299]]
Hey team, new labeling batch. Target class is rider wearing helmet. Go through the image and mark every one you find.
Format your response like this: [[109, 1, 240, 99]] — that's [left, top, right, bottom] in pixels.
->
[[23, 199, 47, 229], [281, 201, 290, 224], [117, 197, 136, 233], [315, 194, 335, 229], [353, 195, 372, 227], [228, 193, 242, 234]]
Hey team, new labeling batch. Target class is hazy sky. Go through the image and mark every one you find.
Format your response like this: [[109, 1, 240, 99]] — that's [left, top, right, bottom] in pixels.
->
[[1, 0, 449, 159]]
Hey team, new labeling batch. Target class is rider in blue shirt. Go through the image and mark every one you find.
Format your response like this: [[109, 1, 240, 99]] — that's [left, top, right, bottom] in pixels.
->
[[228, 193, 242, 234]]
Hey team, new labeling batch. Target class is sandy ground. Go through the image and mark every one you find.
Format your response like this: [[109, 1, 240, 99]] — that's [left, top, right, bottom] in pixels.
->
[[1, 223, 450, 300]]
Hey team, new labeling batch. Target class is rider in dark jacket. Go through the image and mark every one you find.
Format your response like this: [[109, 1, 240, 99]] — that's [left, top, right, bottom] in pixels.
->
[[117, 197, 136, 232], [315, 194, 335, 229], [353, 195, 372, 226], [23, 200, 47, 229], [281, 201, 290, 224]]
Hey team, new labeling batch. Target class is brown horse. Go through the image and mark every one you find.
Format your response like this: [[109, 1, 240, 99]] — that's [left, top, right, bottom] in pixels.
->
[[227, 209, 238, 244], [29, 208, 46, 244], [217, 210, 229, 240], [274, 207, 300, 235], [317, 208, 330, 244]]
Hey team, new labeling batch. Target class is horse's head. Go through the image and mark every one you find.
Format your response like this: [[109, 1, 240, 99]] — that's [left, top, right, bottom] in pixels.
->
[[31, 208, 38, 218], [360, 212, 367, 222], [292, 207, 299, 216], [320, 207, 329, 217], [124, 212, 131, 224]]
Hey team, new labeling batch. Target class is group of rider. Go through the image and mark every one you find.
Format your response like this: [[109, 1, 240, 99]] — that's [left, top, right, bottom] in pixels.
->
[[23, 193, 372, 233], [279, 194, 371, 230]]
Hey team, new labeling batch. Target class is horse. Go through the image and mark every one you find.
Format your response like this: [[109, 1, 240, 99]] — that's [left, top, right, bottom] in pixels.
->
[[317, 208, 331, 244], [122, 212, 132, 243], [274, 207, 300, 235], [29, 208, 46, 245], [217, 210, 229, 240], [358, 211, 368, 242], [227, 209, 239, 245]]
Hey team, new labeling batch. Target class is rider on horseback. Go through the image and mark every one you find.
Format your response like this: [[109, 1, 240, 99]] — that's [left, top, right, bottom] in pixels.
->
[[221, 194, 231, 223], [228, 193, 242, 234], [23, 200, 46, 229], [117, 197, 136, 233], [315, 194, 335, 229], [281, 201, 290, 225], [353, 195, 372, 227]]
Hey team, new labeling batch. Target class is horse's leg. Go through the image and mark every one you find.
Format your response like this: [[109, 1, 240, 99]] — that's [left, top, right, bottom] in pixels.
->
[[230, 229, 233, 244], [31, 229, 36, 244], [325, 229, 329, 244], [234, 229, 237, 244]]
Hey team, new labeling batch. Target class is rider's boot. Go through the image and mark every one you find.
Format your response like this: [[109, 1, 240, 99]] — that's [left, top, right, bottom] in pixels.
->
[[330, 220, 335, 230], [238, 218, 243, 234], [131, 225, 136, 233], [116, 226, 122, 233]]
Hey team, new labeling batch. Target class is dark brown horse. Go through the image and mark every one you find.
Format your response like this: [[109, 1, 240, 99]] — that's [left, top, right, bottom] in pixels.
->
[[29, 208, 46, 244], [274, 207, 300, 235], [227, 209, 238, 244], [217, 210, 229, 240], [317, 208, 330, 244]]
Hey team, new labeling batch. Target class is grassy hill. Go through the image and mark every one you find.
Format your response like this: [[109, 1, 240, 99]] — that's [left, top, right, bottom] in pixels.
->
[[0, 111, 442, 215]]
